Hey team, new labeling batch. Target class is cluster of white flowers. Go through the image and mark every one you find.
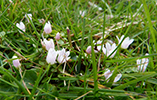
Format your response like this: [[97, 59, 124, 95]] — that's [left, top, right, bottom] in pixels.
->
[[41, 22, 70, 64], [42, 37, 70, 65], [86, 35, 134, 58], [14, 14, 69, 67], [13, 13, 149, 86], [85, 35, 134, 82], [85, 34, 149, 83]]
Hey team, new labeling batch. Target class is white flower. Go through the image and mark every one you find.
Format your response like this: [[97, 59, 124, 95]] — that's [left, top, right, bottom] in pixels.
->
[[107, 40, 113, 44], [16, 22, 25, 33], [79, 10, 86, 17], [44, 21, 52, 34], [46, 48, 57, 65], [104, 42, 117, 58], [114, 74, 122, 83], [104, 69, 122, 83], [104, 69, 113, 81], [57, 48, 70, 63], [96, 45, 107, 55], [137, 53, 149, 72], [55, 32, 61, 40], [97, 45, 102, 51], [86, 46, 98, 54], [41, 38, 55, 51], [25, 14, 32, 23], [12, 56, 21, 68], [9, 0, 13, 3], [116, 35, 134, 49], [93, 40, 102, 45], [93, 40, 107, 54]]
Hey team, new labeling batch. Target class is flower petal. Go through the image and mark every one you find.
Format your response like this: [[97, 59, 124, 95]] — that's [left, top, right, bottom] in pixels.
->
[[114, 74, 122, 82]]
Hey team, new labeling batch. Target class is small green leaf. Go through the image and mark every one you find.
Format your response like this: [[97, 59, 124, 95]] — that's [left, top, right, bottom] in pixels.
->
[[57, 40, 64, 45], [114, 72, 157, 90], [23, 70, 37, 89], [147, 78, 157, 85]]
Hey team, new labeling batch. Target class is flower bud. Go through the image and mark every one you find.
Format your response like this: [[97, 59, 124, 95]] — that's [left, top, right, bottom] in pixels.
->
[[12, 56, 21, 68], [44, 21, 52, 34], [66, 27, 70, 34], [55, 32, 61, 40], [86, 46, 91, 54], [86, 46, 98, 54]]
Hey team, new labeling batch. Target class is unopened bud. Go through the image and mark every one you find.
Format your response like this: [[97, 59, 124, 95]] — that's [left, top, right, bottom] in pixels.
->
[[55, 32, 61, 40], [12, 56, 21, 68]]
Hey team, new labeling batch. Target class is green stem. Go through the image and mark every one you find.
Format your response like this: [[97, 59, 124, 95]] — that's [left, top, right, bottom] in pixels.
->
[[91, 27, 98, 95], [77, 18, 85, 73], [142, 0, 157, 53], [29, 66, 43, 99]]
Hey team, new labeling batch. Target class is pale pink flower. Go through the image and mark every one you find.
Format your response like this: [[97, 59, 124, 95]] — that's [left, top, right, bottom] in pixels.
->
[[116, 35, 134, 49], [44, 21, 52, 34], [46, 48, 57, 65], [137, 53, 149, 72], [12, 56, 21, 68], [16, 22, 25, 33], [86, 46, 98, 54], [41, 38, 54, 51], [86, 46, 92, 54], [104, 42, 117, 58], [55, 32, 61, 40], [9, 0, 13, 3], [25, 14, 32, 23], [57, 48, 70, 63]]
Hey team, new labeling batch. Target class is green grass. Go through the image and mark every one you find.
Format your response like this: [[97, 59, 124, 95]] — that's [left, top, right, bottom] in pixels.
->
[[0, 0, 157, 99]]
